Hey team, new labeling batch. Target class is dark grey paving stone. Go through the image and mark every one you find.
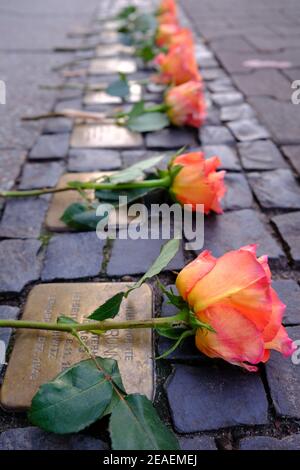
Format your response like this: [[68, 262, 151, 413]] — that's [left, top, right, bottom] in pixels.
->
[[211, 92, 244, 107], [249, 97, 300, 145], [200, 126, 235, 145], [0, 240, 41, 293], [42, 118, 73, 134], [0, 198, 48, 239], [42, 233, 105, 281], [20, 162, 64, 189], [210, 36, 255, 53], [272, 280, 300, 326], [166, 364, 268, 432], [29, 134, 69, 160], [107, 239, 185, 276], [281, 145, 300, 175], [145, 128, 198, 149], [266, 326, 300, 419], [227, 119, 270, 142], [220, 103, 256, 122], [121, 150, 156, 168], [68, 149, 121, 171], [207, 77, 234, 93], [238, 141, 287, 170], [205, 108, 221, 126], [0, 427, 108, 450], [0, 306, 19, 374], [248, 169, 300, 209], [199, 209, 284, 267], [272, 212, 300, 265], [240, 434, 300, 450], [55, 98, 82, 112], [233, 69, 291, 101], [180, 436, 217, 451], [222, 173, 253, 211], [0, 150, 26, 191], [203, 145, 241, 171]]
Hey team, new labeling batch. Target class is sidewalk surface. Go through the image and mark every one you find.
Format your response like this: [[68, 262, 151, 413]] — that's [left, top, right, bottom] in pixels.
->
[[0, 0, 300, 451]]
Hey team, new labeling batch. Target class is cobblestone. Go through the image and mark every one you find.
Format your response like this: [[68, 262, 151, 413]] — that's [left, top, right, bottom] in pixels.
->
[[203, 145, 241, 171], [0, 198, 48, 239], [272, 280, 300, 325], [200, 126, 235, 145], [272, 212, 300, 265], [222, 173, 253, 211], [68, 149, 121, 171], [239, 434, 300, 450], [227, 119, 270, 142], [0, 306, 19, 374], [180, 436, 217, 450], [29, 134, 69, 160], [20, 162, 65, 189], [238, 140, 287, 170], [145, 128, 198, 149]]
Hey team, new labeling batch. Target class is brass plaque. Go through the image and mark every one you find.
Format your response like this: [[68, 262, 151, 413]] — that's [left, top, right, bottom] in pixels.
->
[[70, 124, 143, 149], [84, 83, 142, 105], [95, 44, 134, 57], [89, 58, 137, 75], [46, 172, 130, 231], [1, 283, 154, 410]]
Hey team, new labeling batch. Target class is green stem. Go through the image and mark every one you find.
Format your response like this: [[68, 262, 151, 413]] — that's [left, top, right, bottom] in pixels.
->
[[143, 104, 168, 113], [0, 315, 186, 333], [0, 175, 171, 198]]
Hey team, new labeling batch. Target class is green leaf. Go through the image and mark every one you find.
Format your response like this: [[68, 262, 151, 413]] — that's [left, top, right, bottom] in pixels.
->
[[116, 5, 137, 20], [136, 43, 156, 63], [127, 112, 169, 133], [57, 316, 78, 325], [88, 292, 125, 321], [110, 394, 179, 450], [28, 358, 115, 434], [134, 13, 157, 34], [157, 281, 186, 310], [131, 238, 180, 291], [95, 186, 155, 203], [127, 101, 145, 118], [155, 326, 186, 340], [106, 76, 130, 98], [156, 330, 195, 360], [61, 202, 111, 231], [107, 155, 165, 184]]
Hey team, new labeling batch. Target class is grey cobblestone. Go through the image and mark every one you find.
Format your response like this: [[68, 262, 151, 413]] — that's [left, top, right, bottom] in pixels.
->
[[272, 280, 300, 325], [42, 232, 105, 281], [200, 125, 235, 145], [180, 436, 217, 450], [166, 364, 268, 432], [68, 149, 121, 171], [222, 173, 253, 211], [272, 212, 300, 265], [42, 118, 73, 135], [0, 306, 19, 374], [203, 145, 241, 171], [145, 128, 198, 149], [238, 140, 287, 171], [220, 103, 256, 122], [211, 91, 244, 107], [29, 134, 69, 160], [281, 146, 300, 175], [239, 434, 300, 450], [20, 162, 64, 189], [0, 240, 41, 293], [227, 119, 270, 142], [0, 198, 48, 239], [248, 169, 300, 209]]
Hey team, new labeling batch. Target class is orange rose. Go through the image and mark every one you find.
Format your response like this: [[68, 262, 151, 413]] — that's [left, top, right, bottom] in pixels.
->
[[156, 23, 180, 48], [154, 46, 201, 85], [176, 245, 296, 371], [158, 0, 177, 16], [157, 12, 178, 25], [165, 81, 206, 128], [170, 152, 226, 213]]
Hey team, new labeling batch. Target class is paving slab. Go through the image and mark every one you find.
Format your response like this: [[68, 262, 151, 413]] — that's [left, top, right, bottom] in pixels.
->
[[0, 306, 20, 374], [0, 240, 41, 293], [166, 364, 268, 432], [281, 145, 300, 175], [233, 69, 292, 101], [238, 140, 287, 170], [265, 326, 300, 419], [272, 212, 300, 266], [0, 427, 108, 451]]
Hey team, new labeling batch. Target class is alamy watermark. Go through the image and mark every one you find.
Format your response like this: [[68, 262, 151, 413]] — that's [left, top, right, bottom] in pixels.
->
[[0, 340, 6, 365], [291, 80, 300, 104], [95, 197, 205, 251], [0, 80, 6, 105], [292, 339, 300, 365]]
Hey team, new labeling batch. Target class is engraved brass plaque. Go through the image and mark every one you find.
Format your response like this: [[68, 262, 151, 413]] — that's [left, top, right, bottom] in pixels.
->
[[89, 58, 137, 75], [46, 172, 130, 231], [70, 124, 143, 149], [1, 283, 154, 410], [84, 83, 142, 105], [96, 44, 134, 57]]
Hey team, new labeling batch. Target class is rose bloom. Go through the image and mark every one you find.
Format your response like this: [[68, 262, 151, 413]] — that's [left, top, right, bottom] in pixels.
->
[[157, 12, 178, 25], [154, 46, 201, 86], [170, 152, 226, 214], [176, 245, 296, 371], [158, 0, 177, 16], [165, 81, 206, 128], [156, 23, 180, 48]]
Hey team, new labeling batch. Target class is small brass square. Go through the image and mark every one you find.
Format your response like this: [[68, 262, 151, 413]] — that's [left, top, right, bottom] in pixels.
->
[[1, 283, 154, 410], [89, 58, 137, 75], [70, 124, 143, 149], [46, 172, 130, 231], [84, 83, 142, 105], [95, 44, 135, 57]]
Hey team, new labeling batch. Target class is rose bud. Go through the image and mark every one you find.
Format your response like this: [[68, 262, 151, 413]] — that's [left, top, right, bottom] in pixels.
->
[[165, 81, 206, 127], [176, 245, 296, 371], [157, 12, 178, 25], [154, 46, 201, 86], [169, 151, 226, 214]]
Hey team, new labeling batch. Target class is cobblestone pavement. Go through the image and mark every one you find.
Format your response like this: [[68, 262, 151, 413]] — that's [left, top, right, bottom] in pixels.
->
[[0, 0, 300, 450]]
